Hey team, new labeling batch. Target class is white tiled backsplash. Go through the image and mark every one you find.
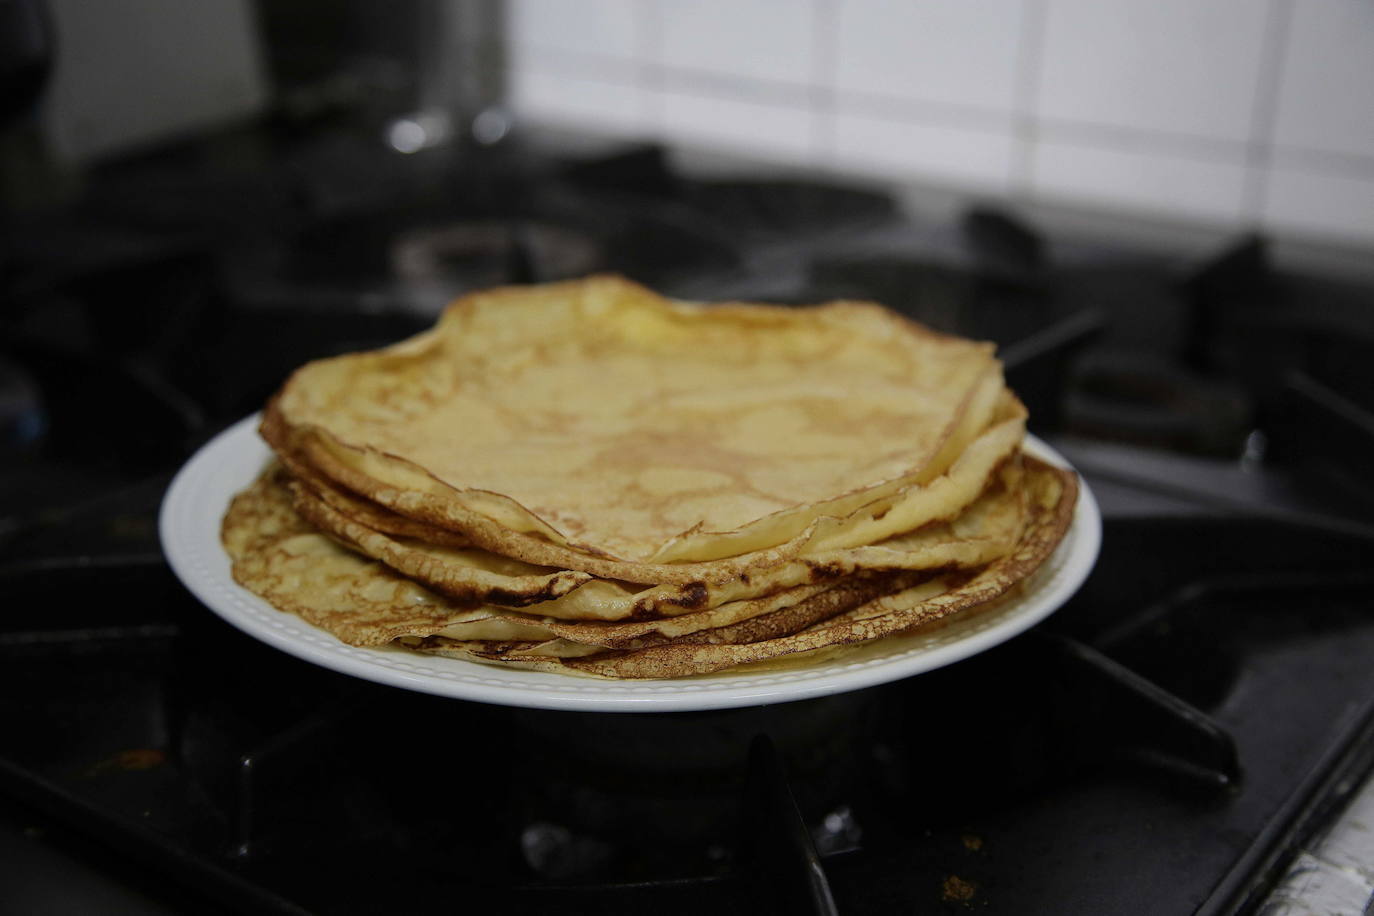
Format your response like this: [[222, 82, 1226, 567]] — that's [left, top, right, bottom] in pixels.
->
[[507, 0, 1374, 247]]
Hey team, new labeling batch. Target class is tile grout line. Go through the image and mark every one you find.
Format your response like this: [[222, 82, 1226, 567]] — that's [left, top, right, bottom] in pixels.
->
[[516, 0, 1374, 213], [1242, 0, 1295, 226], [1036, 116, 1249, 162], [635, 0, 664, 134], [658, 65, 814, 106], [809, 0, 837, 168], [1010, 0, 1050, 200], [516, 43, 1323, 174], [516, 46, 642, 84], [835, 88, 1019, 133], [518, 47, 1312, 175], [1272, 145, 1374, 182]]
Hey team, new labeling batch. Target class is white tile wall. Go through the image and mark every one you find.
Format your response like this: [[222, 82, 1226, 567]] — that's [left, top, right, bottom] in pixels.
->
[[506, 0, 1374, 248], [654, 0, 818, 87], [1031, 139, 1250, 223], [1036, 0, 1269, 145], [509, 68, 655, 137], [1270, 0, 1374, 162], [833, 0, 1026, 116], [660, 89, 815, 164], [1263, 165, 1374, 245], [509, 0, 642, 61], [832, 112, 1014, 193], [507, 41, 638, 86]]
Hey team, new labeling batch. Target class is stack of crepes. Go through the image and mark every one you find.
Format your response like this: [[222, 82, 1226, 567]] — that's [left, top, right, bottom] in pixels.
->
[[222, 275, 1078, 679]]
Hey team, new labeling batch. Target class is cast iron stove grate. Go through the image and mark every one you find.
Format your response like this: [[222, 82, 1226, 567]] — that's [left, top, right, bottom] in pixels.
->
[[2, 494, 1373, 914]]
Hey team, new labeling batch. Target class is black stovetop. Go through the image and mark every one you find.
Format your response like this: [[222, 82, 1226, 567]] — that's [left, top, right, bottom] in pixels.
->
[[2, 127, 1373, 915]]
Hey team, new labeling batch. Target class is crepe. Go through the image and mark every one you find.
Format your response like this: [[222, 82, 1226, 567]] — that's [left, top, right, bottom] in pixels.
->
[[261, 379, 1025, 587], [400, 458, 1077, 677], [221, 464, 921, 651], [267, 274, 1002, 566], [222, 451, 1030, 635], [220, 452, 1071, 672], [281, 439, 1030, 621], [221, 466, 558, 646], [221, 276, 1081, 681]]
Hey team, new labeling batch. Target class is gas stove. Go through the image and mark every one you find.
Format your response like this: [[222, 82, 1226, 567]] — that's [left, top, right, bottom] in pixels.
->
[[2, 126, 1373, 914]]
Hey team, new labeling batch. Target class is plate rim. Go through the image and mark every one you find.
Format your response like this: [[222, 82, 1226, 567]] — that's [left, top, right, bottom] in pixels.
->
[[159, 413, 1101, 712]]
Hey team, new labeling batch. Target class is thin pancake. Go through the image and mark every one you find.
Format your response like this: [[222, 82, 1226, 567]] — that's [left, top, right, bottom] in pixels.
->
[[284, 449, 1029, 621], [283, 475, 594, 610], [269, 275, 1001, 564], [402, 458, 1077, 677], [488, 570, 936, 654], [221, 466, 559, 646], [223, 465, 929, 652], [262, 389, 1026, 587]]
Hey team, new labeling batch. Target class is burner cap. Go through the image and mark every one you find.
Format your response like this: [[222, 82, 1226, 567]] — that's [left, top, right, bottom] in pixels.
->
[[390, 220, 602, 290]]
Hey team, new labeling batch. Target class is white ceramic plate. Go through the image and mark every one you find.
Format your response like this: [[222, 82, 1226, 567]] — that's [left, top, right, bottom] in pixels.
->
[[160, 414, 1101, 712]]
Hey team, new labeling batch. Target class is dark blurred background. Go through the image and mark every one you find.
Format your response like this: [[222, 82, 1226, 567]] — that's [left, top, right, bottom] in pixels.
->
[[2, 4, 1374, 914]]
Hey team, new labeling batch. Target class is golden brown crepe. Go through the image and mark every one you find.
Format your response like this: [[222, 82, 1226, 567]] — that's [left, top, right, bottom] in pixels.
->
[[261, 383, 1026, 587], [221, 467, 558, 647], [222, 453, 1031, 637], [266, 274, 1004, 565], [400, 459, 1077, 678], [220, 276, 1081, 680], [281, 452, 1030, 621], [222, 464, 927, 653]]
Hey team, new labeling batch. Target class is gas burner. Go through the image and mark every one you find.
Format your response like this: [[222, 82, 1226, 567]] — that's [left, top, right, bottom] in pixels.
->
[[390, 220, 602, 293], [7, 123, 1374, 916], [5, 510, 1374, 914], [274, 191, 741, 312], [507, 697, 877, 882], [561, 143, 899, 243], [801, 216, 1103, 434], [1066, 351, 1253, 457], [680, 178, 897, 243], [1180, 235, 1374, 501]]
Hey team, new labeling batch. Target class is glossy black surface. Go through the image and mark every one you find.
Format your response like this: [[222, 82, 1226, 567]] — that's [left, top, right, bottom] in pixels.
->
[[1, 514, 1372, 914], [4, 128, 1374, 914]]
